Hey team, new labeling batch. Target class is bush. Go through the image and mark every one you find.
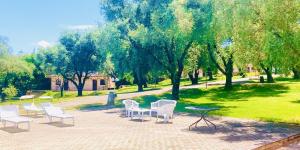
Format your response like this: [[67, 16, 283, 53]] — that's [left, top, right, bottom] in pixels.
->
[[2, 85, 18, 98]]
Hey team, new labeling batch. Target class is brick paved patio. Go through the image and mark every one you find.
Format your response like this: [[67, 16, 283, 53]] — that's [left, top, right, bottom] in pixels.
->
[[0, 106, 298, 150]]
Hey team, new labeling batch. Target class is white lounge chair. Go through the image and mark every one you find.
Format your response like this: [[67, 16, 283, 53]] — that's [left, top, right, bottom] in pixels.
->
[[23, 103, 43, 115], [122, 99, 139, 117], [151, 99, 177, 117], [44, 106, 74, 125], [0, 105, 31, 130], [156, 104, 176, 123], [20, 95, 35, 100], [40, 102, 53, 109]]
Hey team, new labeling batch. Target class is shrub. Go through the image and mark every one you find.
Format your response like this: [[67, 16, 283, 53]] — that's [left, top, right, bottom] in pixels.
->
[[2, 85, 18, 98]]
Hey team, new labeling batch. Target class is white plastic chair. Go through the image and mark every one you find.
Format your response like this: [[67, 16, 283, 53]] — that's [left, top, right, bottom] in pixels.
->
[[151, 99, 177, 117], [0, 105, 31, 130], [44, 106, 74, 125], [23, 103, 43, 115], [122, 99, 139, 117], [156, 104, 176, 123]]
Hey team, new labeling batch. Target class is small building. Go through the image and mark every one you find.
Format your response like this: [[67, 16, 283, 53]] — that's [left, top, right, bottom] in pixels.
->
[[49, 74, 115, 91]]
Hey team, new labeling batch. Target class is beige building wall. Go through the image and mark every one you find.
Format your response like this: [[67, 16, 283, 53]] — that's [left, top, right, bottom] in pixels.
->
[[50, 75, 115, 91]]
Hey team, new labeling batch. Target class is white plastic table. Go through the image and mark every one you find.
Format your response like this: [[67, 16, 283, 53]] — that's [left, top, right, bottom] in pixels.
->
[[39, 96, 53, 100], [185, 106, 218, 130], [130, 108, 151, 121]]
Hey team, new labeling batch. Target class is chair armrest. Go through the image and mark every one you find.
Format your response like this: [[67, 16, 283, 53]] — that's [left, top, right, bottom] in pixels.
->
[[151, 102, 158, 109]]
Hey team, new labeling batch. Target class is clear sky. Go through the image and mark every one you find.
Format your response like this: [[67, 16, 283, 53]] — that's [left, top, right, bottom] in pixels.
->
[[0, 0, 104, 53]]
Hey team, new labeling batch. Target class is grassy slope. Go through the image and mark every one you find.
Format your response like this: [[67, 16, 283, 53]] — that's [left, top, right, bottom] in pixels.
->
[[129, 78, 300, 124]]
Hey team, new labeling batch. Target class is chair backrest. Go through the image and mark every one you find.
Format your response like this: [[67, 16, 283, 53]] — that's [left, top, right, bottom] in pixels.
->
[[40, 102, 53, 109], [44, 107, 64, 115], [23, 103, 33, 108], [157, 104, 176, 116], [123, 99, 139, 109], [0, 105, 19, 118], [20, 95, 35, 100], [157, 99, 177, 107], [151, 101, 159, 109]]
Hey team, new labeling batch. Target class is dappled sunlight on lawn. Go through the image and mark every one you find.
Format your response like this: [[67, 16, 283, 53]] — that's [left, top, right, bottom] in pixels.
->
[[133, 80, 300, 124]]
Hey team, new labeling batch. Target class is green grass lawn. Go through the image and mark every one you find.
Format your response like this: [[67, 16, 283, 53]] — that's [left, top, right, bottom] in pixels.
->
[[127, 78, 300, 125]]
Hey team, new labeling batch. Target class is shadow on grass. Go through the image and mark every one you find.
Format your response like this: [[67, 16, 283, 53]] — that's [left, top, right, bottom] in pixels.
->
[[116, 88, 162, 94], [76, 103, 115, 112], [180, 83, 289, 102], [275, 77, 300, 82], [124, 83, 291, 120], [292, 100, 300, 104]]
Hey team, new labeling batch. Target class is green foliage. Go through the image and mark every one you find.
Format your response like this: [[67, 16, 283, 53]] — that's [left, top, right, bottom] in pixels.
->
[[0, 55, 33, 100], [2, 85, 17, 98], [39, 31, 106, 96]]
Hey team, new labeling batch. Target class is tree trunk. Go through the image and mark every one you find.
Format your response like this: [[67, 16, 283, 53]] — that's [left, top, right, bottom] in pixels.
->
[[0, 92, 5, 102], [77, 84, 83, 96], [260, 64, 274, 83], [143, 82, 148, 88], [224, 58, 233, 90], [292, 68, 300, 79], [172, 75, 181, 100], [133, 71, 144, 92], [266, 70, 274, 83], [142, 77, 148, 88], [60, 86, 64, 97], [172, 63, 184, 100], [137, 83, 143, 92], [188, 70, 199, 85], [207, 67, 213, 80]]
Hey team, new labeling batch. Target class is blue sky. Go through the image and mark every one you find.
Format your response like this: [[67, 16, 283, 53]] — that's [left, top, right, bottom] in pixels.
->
[[0, 0, 104, 53]]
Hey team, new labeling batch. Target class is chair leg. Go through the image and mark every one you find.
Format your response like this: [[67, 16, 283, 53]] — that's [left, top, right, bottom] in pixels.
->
[[28, 122, 30, 131]]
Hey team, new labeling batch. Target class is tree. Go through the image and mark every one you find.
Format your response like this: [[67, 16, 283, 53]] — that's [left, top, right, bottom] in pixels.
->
[[0, 38, 33, 101], [185, 43, 216, 84], [231, 0, 300, 82], [266, 0, 300, 79], [129, 0, 200, 100], [23, 54, 51, 90], [206, 0, 238, 90], [45, 32, 106, 96], [100, 0, 157, 92]]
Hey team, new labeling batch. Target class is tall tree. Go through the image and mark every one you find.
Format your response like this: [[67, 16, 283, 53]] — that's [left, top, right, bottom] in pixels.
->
[[206, 0, 238, 89], [100, 0, 153, 92], [45, 32, 106, 96], [0, 37, 33, 101], [129, 0, 200, 100]]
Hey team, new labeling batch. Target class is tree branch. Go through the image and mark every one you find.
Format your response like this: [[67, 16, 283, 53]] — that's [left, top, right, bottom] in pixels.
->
[[207, 43, 226, 75]]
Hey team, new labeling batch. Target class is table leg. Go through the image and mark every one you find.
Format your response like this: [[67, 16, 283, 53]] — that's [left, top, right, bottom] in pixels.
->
[[203, 117, 217, 129], [189, 116, 203, 130]]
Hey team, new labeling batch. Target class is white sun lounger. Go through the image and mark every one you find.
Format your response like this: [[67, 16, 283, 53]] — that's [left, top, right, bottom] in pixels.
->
[[23, 103, 43, 115], [20, 95, 35, 100], [0, 105, 31, 130], [44, 106, 74, 125]]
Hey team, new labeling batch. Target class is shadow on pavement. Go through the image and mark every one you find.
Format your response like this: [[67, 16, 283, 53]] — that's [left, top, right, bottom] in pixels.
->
[[0, 127, 29, 133]]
